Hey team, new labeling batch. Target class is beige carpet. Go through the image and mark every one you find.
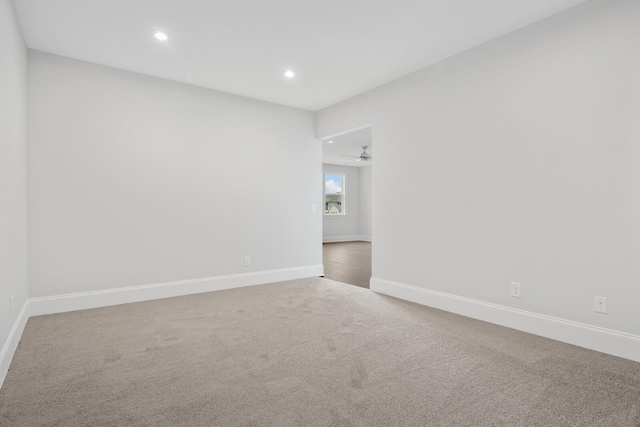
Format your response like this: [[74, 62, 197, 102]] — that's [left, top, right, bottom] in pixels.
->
[[1, 277, 639, 426]]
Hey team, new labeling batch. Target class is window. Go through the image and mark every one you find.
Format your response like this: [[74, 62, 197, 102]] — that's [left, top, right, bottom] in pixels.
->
[[325, 173, 345, 215]]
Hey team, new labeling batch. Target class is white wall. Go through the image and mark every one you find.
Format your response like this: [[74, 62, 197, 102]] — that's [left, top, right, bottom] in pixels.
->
[[322, 164, 362, 242], [28, 51, 322, 298], [318, 0, 640, 338], [0, 0, 29, 353], [359, 166, 372, 239]]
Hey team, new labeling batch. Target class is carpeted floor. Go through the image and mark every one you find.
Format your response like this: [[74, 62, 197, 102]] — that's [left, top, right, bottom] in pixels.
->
[[1, 277, 639, 426]]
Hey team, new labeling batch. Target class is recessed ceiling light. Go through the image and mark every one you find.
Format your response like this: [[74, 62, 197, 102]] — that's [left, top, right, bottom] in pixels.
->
[[154, 32, 168, 41], [284, 70, 295, 78], [328, 140, 334, 144]]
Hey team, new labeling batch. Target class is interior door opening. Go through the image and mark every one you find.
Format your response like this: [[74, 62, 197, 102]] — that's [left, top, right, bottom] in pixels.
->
[[320, 126, 372, 288]]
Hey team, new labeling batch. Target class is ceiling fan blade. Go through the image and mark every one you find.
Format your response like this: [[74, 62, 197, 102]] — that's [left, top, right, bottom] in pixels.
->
[[340, 155, 360, 158]]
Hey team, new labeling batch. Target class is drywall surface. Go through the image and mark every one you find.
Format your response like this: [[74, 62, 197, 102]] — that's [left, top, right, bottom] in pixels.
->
[[28, 51, 322, 297], [0, 0, 29, 350], [322, 164, 361, 241], [318, 0, 640, 335], [359, 166, 372, 238]]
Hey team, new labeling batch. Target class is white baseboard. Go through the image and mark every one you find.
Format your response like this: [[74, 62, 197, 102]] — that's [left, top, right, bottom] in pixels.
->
[[0, 300, 30, 389], [29, 265, 324, 317], [323, 235, 371, 243], [370, 277, 640, 363]]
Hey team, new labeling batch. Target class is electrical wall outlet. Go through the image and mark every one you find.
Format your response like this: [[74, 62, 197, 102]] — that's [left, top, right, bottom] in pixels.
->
[[510, 282, 522, 298], [594, 296, 607, 314], [312, 204, 317, 213], [244, 256, 251, 267]]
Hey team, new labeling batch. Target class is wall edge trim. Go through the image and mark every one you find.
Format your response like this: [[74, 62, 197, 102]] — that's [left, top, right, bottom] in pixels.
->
[[323, 235, 371, 243], [0, 300, 30, 389], [370, 277, 640, 363], [29, 265, 324, 317]]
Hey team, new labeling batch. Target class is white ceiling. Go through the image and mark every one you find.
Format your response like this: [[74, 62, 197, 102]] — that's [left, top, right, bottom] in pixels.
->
[[13, 0, 587, 111], [323, 127, 372, 168]]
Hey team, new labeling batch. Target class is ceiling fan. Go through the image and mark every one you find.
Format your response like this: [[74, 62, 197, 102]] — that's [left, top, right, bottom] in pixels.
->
[[341, 146, 372, 162]]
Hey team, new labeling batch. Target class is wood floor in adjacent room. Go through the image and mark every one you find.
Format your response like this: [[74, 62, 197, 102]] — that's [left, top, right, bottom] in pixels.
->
[[322, 241, 371, 289]]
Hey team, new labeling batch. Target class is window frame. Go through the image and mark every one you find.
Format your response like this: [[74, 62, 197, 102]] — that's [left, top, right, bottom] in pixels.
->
[[324, 172, 347, 217]]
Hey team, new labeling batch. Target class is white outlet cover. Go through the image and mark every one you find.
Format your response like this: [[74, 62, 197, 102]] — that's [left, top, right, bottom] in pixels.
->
[[594, 296, 607, 314], [510, 282, 522, 298]]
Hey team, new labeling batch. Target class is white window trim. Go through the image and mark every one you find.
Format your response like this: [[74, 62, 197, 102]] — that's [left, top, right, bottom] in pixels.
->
[[324, 172, 346, 217]]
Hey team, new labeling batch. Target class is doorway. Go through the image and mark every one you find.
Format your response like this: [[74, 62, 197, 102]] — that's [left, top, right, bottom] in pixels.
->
[[320, 126, 372, 288]]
